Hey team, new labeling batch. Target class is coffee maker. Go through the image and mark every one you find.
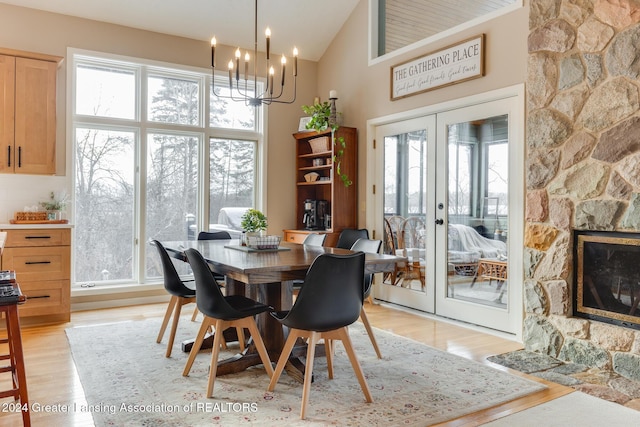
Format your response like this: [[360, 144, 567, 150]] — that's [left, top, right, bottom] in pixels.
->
[[303, 199, 328, 230]]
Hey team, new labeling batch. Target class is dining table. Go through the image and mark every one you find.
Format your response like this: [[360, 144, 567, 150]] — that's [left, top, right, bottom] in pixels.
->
[[161, 238, 404, 381]]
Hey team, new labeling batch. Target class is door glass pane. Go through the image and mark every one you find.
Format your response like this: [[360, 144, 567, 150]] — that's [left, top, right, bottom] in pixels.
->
[[446, 115, 508, 308], [145, 133, 199, 279], [209, 138, 256, 233], [382, 130, 427, 292], [147, 75, 200, 126], [74, 128, 135, 284], [75, 64, 136, 119]]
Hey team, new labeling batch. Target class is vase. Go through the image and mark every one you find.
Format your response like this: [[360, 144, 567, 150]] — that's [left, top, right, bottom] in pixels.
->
[[46, 210, 62, 221], [245, 231, 265, 247]]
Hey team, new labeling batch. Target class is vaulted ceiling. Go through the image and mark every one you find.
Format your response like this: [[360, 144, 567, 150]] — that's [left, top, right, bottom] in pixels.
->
[[0, 0, 359, 61]]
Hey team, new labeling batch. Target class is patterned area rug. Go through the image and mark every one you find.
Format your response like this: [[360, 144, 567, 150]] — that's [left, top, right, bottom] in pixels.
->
[[66, 317, 545, 426]]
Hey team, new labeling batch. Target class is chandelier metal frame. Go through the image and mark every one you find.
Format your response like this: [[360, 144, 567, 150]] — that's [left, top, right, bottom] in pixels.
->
[[210, 0, 298, 106]]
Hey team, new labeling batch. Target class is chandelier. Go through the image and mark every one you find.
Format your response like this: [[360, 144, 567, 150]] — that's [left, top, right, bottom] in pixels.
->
[[210, 0, 298, 106]]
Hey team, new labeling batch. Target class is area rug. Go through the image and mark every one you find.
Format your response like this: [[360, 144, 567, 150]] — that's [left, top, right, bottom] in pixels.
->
[[66, 317, 546, 426]]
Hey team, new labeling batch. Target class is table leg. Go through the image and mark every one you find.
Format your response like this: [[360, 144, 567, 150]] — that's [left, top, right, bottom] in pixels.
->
[[182, 278, 314, 381]]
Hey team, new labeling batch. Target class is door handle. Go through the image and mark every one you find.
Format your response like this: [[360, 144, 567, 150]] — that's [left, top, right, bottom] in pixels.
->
[[435, 218, 444, 225]]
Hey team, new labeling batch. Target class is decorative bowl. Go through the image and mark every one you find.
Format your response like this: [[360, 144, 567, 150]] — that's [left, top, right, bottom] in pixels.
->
[[304, 172, 320, 182]]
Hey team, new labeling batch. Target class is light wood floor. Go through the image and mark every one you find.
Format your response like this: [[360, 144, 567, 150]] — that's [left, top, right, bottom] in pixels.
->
[[0, 301, 573, 427]]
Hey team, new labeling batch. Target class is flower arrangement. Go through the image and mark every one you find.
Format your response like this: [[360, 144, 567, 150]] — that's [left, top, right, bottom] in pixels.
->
[[241, 208, 268, 232]]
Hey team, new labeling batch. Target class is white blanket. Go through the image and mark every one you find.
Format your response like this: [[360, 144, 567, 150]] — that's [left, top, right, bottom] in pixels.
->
[[448, 223, 506, 260]]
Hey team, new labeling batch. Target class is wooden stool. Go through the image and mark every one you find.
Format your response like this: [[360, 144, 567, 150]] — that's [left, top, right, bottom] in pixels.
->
[[0, 303, 30, 427]]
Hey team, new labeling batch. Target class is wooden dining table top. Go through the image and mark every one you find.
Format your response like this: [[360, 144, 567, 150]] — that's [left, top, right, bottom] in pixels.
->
[[162, 239, 404, 285], [159, 238, 405, 379]]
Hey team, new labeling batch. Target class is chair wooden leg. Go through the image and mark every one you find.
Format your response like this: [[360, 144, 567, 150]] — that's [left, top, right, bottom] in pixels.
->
[[359, 308, 382, 359], [325, 339, 334, 379], [165, 298, 185, 358], [183, 317, 212, 376], [191, 306, 199, 321], [300, 331, 320, 420], [268, 329, 302, 392], [336, 327, 373, 403], [245, 318, 274, 377], [207, 319, 226, 398], [157, 296, 177, 343], [236, 327, 246, 351]]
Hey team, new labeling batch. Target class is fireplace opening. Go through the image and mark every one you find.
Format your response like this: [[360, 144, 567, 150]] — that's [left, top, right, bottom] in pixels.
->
[[573, 230, 640, 330]]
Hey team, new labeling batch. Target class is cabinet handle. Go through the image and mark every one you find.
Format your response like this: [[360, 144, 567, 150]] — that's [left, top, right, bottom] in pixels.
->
[[25, 261, 52, 265], [25, 236, 52, 239], [7, 145, 10, 167], [18, 146, 21, 168], [27, 295, 50, 299]]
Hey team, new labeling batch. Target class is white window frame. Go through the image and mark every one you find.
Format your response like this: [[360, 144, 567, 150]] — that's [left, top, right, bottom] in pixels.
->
[[67, 48, 267, 291]]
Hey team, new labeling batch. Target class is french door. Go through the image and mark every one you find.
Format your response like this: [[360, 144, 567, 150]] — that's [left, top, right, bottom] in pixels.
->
[[371, 91, 523, 335]]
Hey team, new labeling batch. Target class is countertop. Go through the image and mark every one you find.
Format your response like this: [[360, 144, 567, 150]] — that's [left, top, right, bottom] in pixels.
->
[[0, 223, 74, 229]]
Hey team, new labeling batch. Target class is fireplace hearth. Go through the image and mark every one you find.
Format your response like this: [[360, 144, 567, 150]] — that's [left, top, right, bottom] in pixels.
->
[[574, 230, 640, 330]]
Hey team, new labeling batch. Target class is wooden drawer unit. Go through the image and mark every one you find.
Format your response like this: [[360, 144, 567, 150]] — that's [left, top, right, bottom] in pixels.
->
[[2, 246, 70, 281], [13, 280, 68, 317], [283, 229, 338, 247], [1, 227, 71, 322], [4, 228, 70, 247]]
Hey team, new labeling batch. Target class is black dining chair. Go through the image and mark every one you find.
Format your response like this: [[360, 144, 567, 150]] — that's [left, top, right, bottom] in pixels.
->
[[191, 230, 233, 321], [292, 233, 327, 294], [182, 248, 274, 398], [350, 237, 383, 359], [151, 239, 198, 358], [197, 230, 232, 241], [335, 228, 369, 249], [267, 252, 372, 419], [302, 232, 326, 247]]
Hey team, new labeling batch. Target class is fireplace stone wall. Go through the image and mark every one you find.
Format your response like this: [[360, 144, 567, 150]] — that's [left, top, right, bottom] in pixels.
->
[[524, 0, 640, 381]]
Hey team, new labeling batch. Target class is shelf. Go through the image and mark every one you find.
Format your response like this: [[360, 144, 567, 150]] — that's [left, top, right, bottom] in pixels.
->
[[299, 151, 332, 158], [299, 165, 332, 172], [297, 180, 332, 186]]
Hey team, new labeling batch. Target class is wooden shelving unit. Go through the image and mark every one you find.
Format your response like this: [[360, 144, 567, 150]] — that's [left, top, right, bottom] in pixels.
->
[[284, 127, 358, 247]]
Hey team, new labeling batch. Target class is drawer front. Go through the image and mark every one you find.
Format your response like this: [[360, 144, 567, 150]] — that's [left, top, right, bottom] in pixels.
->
[[17, 280, 70, 317], [284, 231, 308, 244], [1, 246, 70, 281], [3, 228, 71, 247]]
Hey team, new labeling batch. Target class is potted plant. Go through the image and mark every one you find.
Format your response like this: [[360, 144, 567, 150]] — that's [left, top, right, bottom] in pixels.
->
[[39, 191, 69, 220], [241, 208, 268, 234], [301, 101, 352, 187]]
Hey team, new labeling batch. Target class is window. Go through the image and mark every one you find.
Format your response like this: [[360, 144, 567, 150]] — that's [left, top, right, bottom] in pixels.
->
[[71, 51, 264, 288], [209, 138, 256, 224], [371, 0, 521, 62]]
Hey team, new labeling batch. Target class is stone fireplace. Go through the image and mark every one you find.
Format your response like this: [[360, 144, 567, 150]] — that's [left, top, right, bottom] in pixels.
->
[[524, 0, 640, 381]]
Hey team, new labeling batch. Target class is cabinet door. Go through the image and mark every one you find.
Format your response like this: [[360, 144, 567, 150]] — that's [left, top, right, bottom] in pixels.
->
[[1, 246, 70, 282], [0, 55, 15, 173], [4, 228, 71, 247], [14, 57, 57, 174]]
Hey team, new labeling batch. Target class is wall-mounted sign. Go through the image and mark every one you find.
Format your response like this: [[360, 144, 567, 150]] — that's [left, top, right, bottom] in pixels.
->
[[390, 34, 485, 101]]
